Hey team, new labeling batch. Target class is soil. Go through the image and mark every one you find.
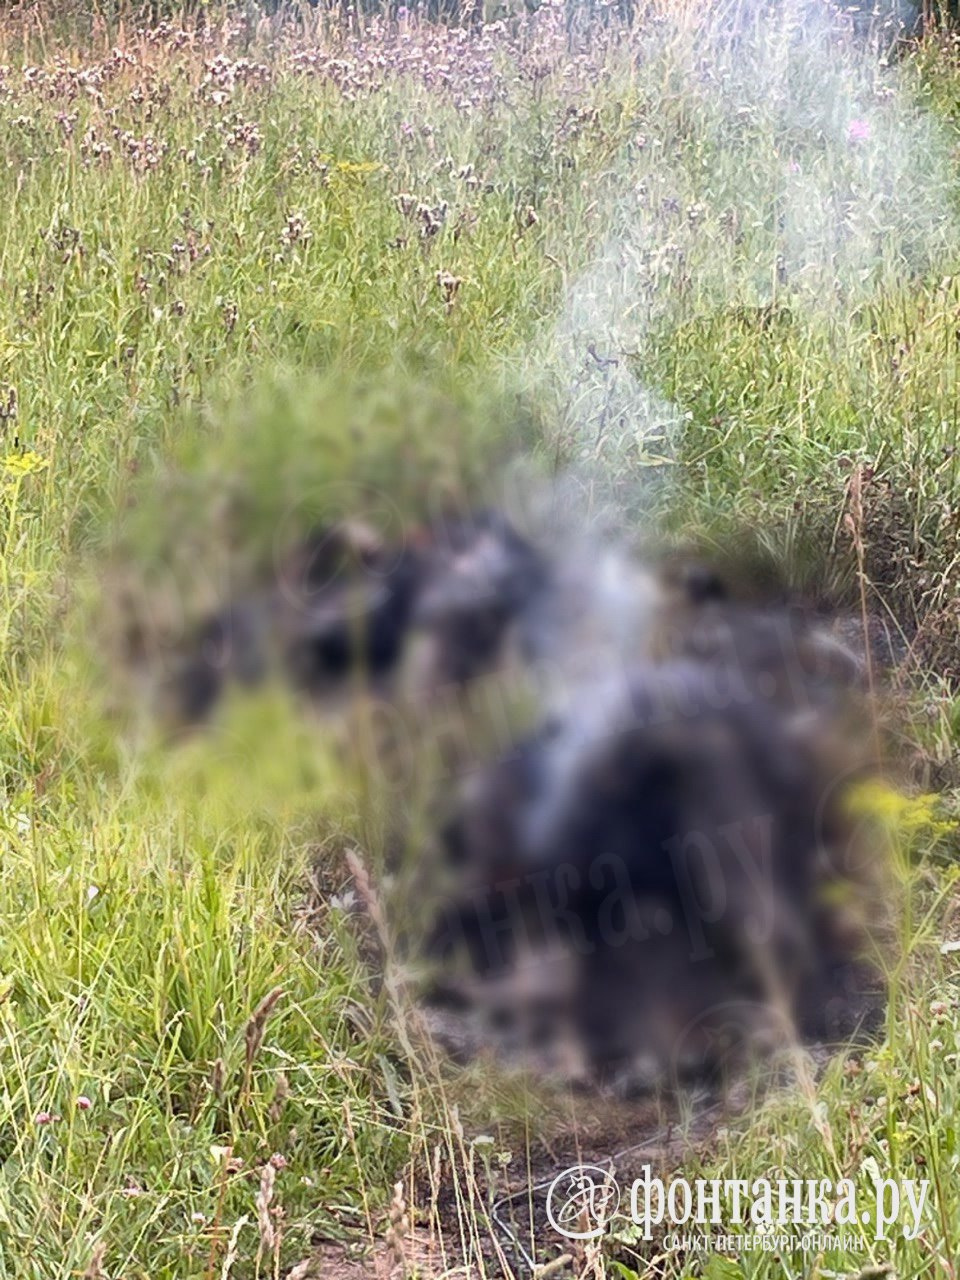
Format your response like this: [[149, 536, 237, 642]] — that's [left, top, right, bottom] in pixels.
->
[[302, 996, 859, 1279]]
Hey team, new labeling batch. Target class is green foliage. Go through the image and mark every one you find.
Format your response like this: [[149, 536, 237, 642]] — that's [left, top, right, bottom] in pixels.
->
[[0, 2, 959, 1276]]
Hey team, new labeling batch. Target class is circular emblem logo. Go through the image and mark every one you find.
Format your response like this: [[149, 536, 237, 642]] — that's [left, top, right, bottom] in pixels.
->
[[545, 1164, 621, 1240]]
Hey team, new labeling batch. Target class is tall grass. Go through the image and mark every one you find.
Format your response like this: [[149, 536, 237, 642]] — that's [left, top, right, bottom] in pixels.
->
[[0, 2, 959, 1276]]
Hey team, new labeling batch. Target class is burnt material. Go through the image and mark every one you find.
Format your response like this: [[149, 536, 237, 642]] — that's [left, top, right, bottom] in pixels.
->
[[156, 504, 886, 1091], [164, 510, 549, 723], [426, 610, 882, 1091]]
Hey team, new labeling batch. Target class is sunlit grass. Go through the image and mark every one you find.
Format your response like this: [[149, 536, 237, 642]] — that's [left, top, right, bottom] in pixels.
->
[[0, 1, 959, 1276]]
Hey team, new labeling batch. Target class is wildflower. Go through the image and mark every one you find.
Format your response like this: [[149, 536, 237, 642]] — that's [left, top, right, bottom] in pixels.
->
[[222, 301, 238, 334], [76, 1095, 92, 1111], [35, 1111, 58, 1125], [418, 200, 447, 239], [847, 118, 871, 144], [280, 212, 311, 248], [436, 271, 462, 308], [3, 450, 47, 478]]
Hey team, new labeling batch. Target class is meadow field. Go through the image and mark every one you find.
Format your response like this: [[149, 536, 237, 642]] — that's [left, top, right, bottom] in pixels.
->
[[1, 0, 960, 1276]]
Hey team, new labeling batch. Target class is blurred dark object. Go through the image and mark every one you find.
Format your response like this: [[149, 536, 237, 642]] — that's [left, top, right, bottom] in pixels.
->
[[427, 645, 880, 1091], [165, 508, 549, 724], [157, 504, 888, 1092]]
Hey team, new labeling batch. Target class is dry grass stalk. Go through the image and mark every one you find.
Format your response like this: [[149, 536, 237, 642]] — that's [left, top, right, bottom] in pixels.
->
[[256, 1161, 278, 1257], [240, 985, 284, 1104], [220, 1214, 249, 1280], [385, 1179, 411, 1274]]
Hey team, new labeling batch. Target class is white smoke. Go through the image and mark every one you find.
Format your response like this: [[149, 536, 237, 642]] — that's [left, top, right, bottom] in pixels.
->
[[521, 0, 955, 483]]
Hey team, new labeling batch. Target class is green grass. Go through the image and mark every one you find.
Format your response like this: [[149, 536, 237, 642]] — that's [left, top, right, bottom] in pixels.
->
[[1, 1, 960, 1276]]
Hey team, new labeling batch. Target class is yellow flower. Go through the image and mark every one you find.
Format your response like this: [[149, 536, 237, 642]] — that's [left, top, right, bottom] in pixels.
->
[[846, 779, 956, 837], [335, 160, 380, 174], [2, 450, 47, 478]]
